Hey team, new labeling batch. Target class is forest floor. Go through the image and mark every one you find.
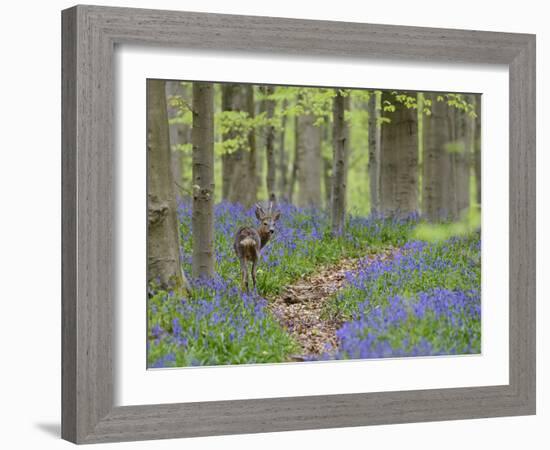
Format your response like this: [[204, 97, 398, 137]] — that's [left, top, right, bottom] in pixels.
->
[[268, 247, 400, 360], [148, 202, 481, 368]]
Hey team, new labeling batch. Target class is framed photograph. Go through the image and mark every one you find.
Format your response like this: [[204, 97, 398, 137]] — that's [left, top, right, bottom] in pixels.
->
[[62, 4, 536, 444]]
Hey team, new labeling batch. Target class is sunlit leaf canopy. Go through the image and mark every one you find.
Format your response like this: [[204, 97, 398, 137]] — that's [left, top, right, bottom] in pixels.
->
[[167, 82, 478, 218]]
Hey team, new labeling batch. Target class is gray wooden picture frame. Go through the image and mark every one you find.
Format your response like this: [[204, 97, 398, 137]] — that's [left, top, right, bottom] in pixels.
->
[[61, 4, 536, 444]]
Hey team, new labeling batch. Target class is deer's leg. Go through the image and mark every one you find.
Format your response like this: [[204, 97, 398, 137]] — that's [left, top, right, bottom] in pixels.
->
[[251, 260, 257, 291], [241, 259, 249, 292], [239, 259, 245, 290]]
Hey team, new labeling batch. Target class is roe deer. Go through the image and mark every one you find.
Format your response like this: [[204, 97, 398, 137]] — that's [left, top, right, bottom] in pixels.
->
[[233, 201, 281, 292]]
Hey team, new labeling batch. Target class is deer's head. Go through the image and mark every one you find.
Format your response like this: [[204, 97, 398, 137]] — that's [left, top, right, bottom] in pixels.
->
[[255, 202, 281, 238]]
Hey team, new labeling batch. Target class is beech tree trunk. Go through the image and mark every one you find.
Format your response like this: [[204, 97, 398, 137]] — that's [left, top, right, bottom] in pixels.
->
[[322, 124, 332, 208], [463, 95, 477, 208], [246, 85, 258, 205], [449, 105, 471, 219], [287, 115, 299, 204], [191, 82, 215, 278], [165, 81, 184, 189], [379, 92, 419, 218], [368, 91, 381, 214], [331, 91, 349, 235], [297, 113, 322, 207], [147, 79, 188, 290], [323, 156, 332, 208], [474, 96, 482, 206], [277, 100, 288, 202], [221, 84, 252, 206], [262, 86, 276, 201], [422, 93, 453, 221]]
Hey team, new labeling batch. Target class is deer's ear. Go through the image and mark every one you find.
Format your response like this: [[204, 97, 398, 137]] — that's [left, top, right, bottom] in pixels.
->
[[255, 205, 264, 220], [273, 211, 281, 221]]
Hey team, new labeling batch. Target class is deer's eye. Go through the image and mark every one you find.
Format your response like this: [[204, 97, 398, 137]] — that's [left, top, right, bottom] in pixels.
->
[[263, 222, 268, 226]]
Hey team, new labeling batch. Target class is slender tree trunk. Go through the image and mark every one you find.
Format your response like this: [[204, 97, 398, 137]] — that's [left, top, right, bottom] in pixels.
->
[[288, 114, 299, 204], [147, 79, 188, 290], [221, 84, 236, 200], [422, 93, 453, 221], [165, 81, 184, 189], [417, 93, 424, 213], [449, 104, 471, 219], [277, 100, 288, 202], [464, 94, 477, 207], [331, 91, 349, 235], [246, 85, 258, 205], [474, 95, 482, 206], [262, 86, 276, 201], [191, 82, 215, 278], [322, 123, 332, 208], [379, 91, 419, 218], [368, 91, 381, 214], [297, 113, 322, 207], [323, 155, 332, 208], [221, 84, 251, 206]]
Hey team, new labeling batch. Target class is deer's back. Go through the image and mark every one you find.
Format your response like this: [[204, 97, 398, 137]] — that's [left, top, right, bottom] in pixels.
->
[[234, 226, 261, 261]]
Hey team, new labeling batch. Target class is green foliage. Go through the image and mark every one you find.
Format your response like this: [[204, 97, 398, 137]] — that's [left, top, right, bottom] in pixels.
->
[[347, 101, 370, 215], [382, 99, 396, 112], [215, 110, 255, 155], [412, 207, 481, 242], [428, 93, 477, 118], [445, 140, 466, 154], [381, 91, 477, 120], [380, 92, 425, 127], [382, 91, 419, 111], [393, 92, 418, 109], [167, 94, 193, 126], [349, 89, 372, 104], [446, 93, 478, 118], [324, 231, 481, 326], [147, 285, 299, 367], [297, 87, 336, 125], [173, 142, 192, 152], [169, 81, 480, 218]]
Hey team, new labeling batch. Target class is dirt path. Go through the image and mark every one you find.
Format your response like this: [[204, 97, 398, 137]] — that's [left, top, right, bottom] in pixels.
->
[[268, 249, 398, 360]]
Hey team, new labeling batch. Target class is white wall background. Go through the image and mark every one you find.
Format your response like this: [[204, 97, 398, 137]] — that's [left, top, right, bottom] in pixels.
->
[[0, 1, 545, 448]]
